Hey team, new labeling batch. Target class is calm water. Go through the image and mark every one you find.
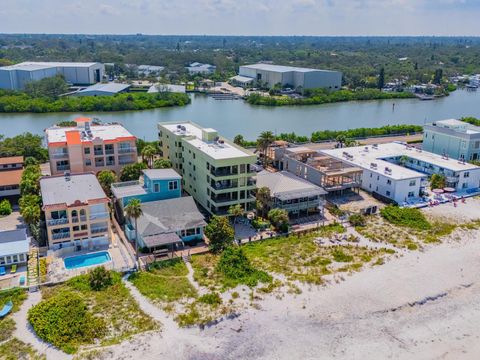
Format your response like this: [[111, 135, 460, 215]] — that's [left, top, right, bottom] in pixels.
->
[[0, 90, 479, 141]]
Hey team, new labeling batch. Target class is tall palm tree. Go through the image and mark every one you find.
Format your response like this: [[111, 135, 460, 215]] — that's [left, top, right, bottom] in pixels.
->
[[256, 186, 271, 218], [335, 134, 346, 148], [125, 198, 143, 267], [228, 204, 244, 226], [257, 131, 275, 166], [141, 145, 157, 168]]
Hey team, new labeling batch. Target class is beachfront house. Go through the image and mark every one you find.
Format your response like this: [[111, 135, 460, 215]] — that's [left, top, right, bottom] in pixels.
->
[[40, 172, 111, 252], [0, 228, 29, 268], [125, 196, 206, 253], [0, 156, 24, 202]]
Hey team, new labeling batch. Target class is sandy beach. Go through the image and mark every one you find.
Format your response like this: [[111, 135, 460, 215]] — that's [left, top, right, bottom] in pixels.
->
[[90, 224, 480, 360]]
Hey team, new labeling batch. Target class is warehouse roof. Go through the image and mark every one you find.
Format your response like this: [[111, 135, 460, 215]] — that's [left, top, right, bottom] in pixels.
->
[[240, 63, 340, 74], [75, 82, 131, 95], [256, 170, 327, 201], [1, 61, 100, 71]]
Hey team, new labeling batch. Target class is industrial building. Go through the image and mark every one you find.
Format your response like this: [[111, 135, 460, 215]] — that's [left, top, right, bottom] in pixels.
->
[[158, 121, 257, 216], [186, 62, 216, 75], [321, 142, 480, 204], [423, 119, 480, 161], [238, 63, 342, 90], [0, 62, 105, 90]]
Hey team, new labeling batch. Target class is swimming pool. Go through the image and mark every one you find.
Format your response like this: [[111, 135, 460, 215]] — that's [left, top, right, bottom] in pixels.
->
[[64, 251, 111, 270]]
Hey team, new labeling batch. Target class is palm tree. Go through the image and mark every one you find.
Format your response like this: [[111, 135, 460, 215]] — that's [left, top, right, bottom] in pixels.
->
[[125, 198, 143, 267], [257, 131, 275, 166], [256, 186, 271, 218], [228, 204, 244, 228], [335, 134, 346, 148], [141, 145, 157, 168]]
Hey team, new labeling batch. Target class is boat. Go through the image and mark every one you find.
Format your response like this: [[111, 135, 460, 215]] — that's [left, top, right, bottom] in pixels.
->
[[0, 300, 13, 318]]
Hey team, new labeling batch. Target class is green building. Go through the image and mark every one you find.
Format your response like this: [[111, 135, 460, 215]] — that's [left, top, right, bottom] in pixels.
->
[[158, 121, 257, 216]]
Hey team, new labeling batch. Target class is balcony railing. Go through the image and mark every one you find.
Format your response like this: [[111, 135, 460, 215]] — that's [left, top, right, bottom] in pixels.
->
[[52, 153, 69, 159], [119, 159, 135, 165], [105, 149, 115, 155], [211, 182, 238, 190], [73, 231, 89, 238], [106, 161, 115, 166], [56, 165, 70, 171], [211, 196, 238, 204], [118, 147, 136, 154], [52, 232, 70, 240], [47, 218, 68, 226], [90, 212, 109, 221], [91, 227, 108, 234]]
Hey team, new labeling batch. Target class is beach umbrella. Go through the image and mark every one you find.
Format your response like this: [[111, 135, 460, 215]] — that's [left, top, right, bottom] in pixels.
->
[[443, 187, 456, 193], [432, 188, 444, 194]]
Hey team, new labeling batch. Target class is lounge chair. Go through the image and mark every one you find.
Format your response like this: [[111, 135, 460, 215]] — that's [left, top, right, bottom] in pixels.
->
[[10, 265, 16, 274], [0, 301, 13, 318], [0, 267, 5, 276]]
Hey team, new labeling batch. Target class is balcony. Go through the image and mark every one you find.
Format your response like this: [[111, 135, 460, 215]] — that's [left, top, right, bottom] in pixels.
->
[[52, 152, 69, 159], [91, 227, 108, 234], [119, 158, 135, 165], [56, 165, 70, 171], [90, 212, 109, 221], [118, 147, 136, 154], [211, 194, 238, 204], [47, 218, 68, 226], [52, 232, 71, 240], [211, 181, 238, 190], [106, 160, 115, 166], [211, 169, 238, 178], [105, 149, 115, 155], [73, 231, 89, 238]]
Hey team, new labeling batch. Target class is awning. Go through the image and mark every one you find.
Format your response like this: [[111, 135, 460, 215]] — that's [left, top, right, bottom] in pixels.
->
[[142, 233, 183, 248]]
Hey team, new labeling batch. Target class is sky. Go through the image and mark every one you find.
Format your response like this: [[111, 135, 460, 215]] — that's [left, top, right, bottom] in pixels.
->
[[0, 0, 479, 36]]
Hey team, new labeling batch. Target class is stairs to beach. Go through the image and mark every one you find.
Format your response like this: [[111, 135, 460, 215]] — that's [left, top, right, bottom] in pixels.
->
[[27, 248, 39, 291]]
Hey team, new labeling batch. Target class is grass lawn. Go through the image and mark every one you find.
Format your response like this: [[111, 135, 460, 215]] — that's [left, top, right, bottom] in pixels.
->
[[30, 271, 158, 354]]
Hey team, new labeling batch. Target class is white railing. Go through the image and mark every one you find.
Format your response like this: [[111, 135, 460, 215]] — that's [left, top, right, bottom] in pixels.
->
[[52, 232, 70, 240], [47, 218, 68, 226], [118, 147, 137, 154], [90, 212, 109, 221], [52, 153, 69, 159], [91, 227, 108, 234]]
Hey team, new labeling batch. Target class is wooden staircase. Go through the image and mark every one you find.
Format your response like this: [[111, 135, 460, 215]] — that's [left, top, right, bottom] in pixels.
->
[[27, 248, 40, 291]]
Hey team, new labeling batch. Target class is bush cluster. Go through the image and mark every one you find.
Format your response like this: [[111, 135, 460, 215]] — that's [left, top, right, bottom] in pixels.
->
[[380, 205, 431, 230]]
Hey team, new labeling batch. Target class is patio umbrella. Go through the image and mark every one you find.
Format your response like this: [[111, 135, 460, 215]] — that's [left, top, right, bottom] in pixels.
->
[[443, 187, 456, 193], [432, 188, 444, 194]]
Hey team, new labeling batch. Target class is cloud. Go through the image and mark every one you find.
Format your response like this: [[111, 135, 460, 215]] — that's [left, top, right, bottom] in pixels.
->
[[0, 0, 478, 35]]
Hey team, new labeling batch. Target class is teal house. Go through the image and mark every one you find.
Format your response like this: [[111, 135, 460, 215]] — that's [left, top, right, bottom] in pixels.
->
[[111, 169, 182, 209]]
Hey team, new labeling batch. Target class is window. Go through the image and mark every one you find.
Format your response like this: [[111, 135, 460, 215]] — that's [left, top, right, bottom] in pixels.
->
[[377, 176, 380, 180], [84, 147, 90, 155], [169, 181, 178, 190], [154, 183, 160, 192], [85, 159, 92, 166], [409, 180, 416, 186], [387, 180, 391, 185], [81, 224, 88, 230], [193, 153, 196, 159], [206, 162, 210, 170], [462, 182, 468, 189], [186, 228, 196, 236], [73, 226, 80, 231], [370, 173, 372, 178], [386, 191, 391, 196], [408, 192, 415, 197], [464, 172, 470, 178]]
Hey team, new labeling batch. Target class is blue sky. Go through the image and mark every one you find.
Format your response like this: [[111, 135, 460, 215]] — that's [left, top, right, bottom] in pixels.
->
[[0, 0, 479, 35]]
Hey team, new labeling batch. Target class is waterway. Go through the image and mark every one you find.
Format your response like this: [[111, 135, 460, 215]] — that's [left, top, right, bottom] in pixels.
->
[[0, 90, 479, 141]]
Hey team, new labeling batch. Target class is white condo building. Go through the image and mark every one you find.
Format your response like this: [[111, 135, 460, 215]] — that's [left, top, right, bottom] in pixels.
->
[[321, 142, 480, 204]]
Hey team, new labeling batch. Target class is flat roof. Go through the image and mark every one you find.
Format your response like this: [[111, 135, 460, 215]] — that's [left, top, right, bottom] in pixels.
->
[[429, 119, 480, 134], [0, 229, 29, 256], [240, 63, 340, 74], [0, 156, 23, 165], [143, 169, 181, 180], [256, 170, 327, 200], [76, 83, 130, 94], [46, 123, 135, 145], [40, 173, 108, 208], [230, 75, 254, 83], [160, 121, 254, 160], [111, 181, 147, 199], [321, 142, 480, 181], [0, 61, 100, 71]]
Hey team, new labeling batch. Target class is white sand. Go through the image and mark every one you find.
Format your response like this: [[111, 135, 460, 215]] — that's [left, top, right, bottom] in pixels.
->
[[97, 227, 480, 360]]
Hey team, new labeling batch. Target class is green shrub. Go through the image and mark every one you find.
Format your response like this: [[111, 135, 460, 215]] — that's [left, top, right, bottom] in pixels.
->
[[331, 249, 354, 262], [349, 213, 366, 227], [28, 291, 106, 354], [380, 205, 431, 230], [0, 199, 12, 216], [198, 292, 222, 306], [88, 266, 113, 291], [216, 247, 272, 288]]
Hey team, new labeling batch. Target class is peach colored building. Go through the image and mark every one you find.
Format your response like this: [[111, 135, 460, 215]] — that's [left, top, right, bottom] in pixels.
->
[[45, 117, 137, 176], [40, 172, 111, 250]]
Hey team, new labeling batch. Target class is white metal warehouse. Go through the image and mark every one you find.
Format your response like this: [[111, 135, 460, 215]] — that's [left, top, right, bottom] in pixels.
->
[[238, 63, 342, 90], [0, 62, 105, 90]]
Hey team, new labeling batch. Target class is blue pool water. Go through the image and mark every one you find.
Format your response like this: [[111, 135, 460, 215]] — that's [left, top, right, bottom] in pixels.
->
[[64, 251, 111, 270]]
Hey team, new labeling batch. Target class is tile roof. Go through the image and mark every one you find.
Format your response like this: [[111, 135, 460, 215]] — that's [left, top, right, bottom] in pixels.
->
[[0, 156, 23, 165], [0, 169, 23, 186]]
